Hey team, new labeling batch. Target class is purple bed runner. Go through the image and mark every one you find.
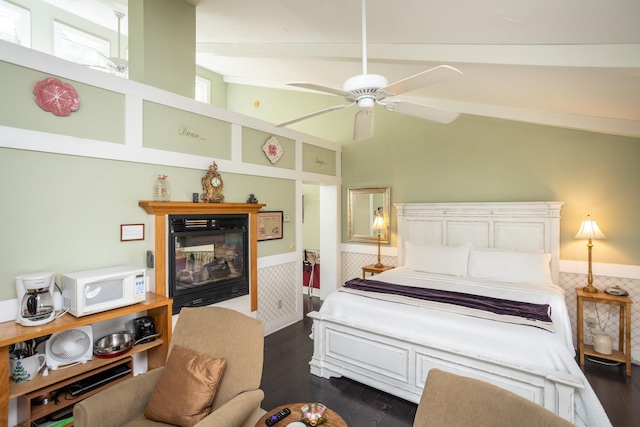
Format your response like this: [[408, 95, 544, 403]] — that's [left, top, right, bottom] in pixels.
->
[[343, 277, 553, 331]]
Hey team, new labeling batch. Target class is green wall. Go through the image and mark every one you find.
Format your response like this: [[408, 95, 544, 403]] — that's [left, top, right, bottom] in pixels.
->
[[0, 148, 295, 301], [225, 83, 640, 267], [341, 112, 640, 266]]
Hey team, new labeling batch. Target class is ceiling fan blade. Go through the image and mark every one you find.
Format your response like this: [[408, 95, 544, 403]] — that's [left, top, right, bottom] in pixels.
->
[[385, 100, 460, 124], [383, 65, 462, 97], [353, 109, 373, 140], [277, 103, 354, 127], [288, 82, 351, 98]]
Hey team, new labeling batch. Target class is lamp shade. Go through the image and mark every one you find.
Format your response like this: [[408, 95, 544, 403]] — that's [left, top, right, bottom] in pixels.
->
[[574, 215, 606, 240], [371, 214, 385, 230]]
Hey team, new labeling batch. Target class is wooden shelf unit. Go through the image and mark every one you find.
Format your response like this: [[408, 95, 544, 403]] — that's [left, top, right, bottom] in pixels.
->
[[0, 292, 172, 425], [19, 357, 134, 426], [576, 288, 632, 376]]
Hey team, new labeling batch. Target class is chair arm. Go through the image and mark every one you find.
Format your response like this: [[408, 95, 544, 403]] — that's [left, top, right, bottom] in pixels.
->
[[73, 367, 164, 427], [196, 389, 265, 427]]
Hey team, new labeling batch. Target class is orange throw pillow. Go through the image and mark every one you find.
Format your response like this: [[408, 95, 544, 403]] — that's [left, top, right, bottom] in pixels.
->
[[144, 345, 226, 427]]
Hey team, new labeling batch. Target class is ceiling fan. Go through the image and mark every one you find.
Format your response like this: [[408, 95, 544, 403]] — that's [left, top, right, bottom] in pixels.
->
[[89, 11, 128, 76], [277, 0, 462, 140]]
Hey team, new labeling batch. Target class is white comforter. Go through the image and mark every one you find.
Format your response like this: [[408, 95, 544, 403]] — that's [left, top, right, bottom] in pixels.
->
[[318, 267, 611, 427]]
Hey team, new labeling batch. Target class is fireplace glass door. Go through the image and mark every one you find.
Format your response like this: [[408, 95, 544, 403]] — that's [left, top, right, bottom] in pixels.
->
[[169, 215, 248, 314]]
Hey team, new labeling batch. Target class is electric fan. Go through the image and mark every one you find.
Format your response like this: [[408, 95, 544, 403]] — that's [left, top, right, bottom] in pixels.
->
[[46, 325, 93, 369]]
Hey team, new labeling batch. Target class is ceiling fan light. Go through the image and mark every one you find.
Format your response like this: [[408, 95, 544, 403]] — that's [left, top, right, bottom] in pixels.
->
[[358, 97, 375, 110]]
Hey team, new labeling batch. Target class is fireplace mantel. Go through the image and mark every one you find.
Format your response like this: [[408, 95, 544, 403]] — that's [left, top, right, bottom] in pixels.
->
[[139, 201, 266, 312]]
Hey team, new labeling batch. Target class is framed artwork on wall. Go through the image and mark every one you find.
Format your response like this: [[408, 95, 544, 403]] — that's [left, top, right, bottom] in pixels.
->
[[257, 211, 283, 241]]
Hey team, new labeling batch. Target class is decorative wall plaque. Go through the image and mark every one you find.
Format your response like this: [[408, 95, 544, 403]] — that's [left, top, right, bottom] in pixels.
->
[[33, 77, 80, 116], [262, 136, 283, 164]]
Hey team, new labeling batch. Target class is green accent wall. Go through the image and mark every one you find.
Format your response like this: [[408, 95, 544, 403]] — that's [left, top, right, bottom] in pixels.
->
[[0, 147, 296, 301], [143, 101, 232, 158], [128, 0, 196, 97], [341, 113, 640, 266], [302, 143, 337, 175], [242, 127, 295, 169], [0, 61, 125, 143]]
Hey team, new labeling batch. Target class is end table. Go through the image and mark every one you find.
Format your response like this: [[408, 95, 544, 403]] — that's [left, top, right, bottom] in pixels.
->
[[256, 403, 347, 427], [362, 264, 394, 279], [576, 288, 632, 376]]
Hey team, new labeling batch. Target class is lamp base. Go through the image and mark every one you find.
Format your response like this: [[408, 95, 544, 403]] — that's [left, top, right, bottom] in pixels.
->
[[374, 262, 384, 268], [583, 284, 600, 293]]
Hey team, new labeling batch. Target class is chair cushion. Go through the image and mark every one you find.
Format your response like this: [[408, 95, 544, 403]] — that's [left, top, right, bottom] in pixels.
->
[[144, 345, 227, 427]]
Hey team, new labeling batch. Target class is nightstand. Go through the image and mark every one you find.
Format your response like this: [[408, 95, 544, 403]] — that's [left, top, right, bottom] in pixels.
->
[[576, 288, 632, 376], [362, 264, 394, 278]]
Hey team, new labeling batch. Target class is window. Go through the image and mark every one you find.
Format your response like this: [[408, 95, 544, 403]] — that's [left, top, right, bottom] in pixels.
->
[[195, 75, 211, 103], [0, 0, 31, 47], [53, 21, 110, 69]]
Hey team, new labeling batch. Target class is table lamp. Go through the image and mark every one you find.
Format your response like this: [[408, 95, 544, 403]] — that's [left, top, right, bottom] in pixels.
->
[[371, 211, 386, 268], [574, 214, 606, 293]]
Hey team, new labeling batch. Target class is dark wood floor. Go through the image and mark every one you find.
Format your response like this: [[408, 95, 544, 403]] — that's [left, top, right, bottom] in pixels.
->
[[260, 296, 639, 426]]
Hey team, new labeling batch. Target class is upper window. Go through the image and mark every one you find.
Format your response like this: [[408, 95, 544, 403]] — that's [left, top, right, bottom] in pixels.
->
[[53, 21, 110, 69], [0, 0, 31, 47], [195, 75, 211, 104]]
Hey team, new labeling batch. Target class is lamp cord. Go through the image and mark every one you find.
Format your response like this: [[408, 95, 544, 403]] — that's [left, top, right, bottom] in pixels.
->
[[594, 302, 612, 332]]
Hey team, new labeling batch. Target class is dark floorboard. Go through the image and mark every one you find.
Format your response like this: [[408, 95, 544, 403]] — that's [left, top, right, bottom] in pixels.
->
[[260, 296, 639, 426]]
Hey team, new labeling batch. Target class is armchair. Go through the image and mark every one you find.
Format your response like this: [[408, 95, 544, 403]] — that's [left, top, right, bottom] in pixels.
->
[[413, 369, 574, 427], [73, 307, 265, 427]]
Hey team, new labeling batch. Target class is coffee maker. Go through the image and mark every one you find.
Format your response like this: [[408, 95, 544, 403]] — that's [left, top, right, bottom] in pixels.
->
[[15, 272, 56, 326]]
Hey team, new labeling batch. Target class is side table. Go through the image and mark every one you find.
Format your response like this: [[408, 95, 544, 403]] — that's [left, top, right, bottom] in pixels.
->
[[576, 288, 632, 376], [257, 403, 347, 427], [362, 264, 394, 279]]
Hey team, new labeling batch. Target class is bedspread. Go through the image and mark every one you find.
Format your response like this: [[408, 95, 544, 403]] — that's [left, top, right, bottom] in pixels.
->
[[317, 267, 611, 427]]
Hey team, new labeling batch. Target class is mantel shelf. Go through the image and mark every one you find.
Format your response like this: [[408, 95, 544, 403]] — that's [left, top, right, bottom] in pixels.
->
[[138, 201, 266, 215]]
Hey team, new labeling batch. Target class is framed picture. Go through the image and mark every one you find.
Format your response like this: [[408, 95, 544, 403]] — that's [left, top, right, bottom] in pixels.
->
[[257, 211, 283, 241], [120, 223, 145, 241]]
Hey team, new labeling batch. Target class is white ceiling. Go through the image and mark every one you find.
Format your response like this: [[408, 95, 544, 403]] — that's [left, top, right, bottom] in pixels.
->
[[49, 0, 640, 138]]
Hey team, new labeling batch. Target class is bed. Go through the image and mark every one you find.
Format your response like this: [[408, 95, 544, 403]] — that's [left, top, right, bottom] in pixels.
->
[[308, 201, 611, 427]]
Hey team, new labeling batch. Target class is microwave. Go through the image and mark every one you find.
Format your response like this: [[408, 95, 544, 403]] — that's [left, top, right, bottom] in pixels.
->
[[62, 265, 146, 317]]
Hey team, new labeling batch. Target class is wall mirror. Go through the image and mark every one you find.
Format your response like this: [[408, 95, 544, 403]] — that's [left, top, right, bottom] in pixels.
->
[[348, 186, 390, 243]]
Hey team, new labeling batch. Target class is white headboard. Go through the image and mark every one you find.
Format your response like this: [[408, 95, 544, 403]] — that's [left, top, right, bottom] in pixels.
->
[[395, 201, 564, 284]]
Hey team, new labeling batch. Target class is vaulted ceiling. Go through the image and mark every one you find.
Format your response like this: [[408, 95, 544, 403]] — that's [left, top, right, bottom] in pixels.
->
[[46, 0, 640, 138]]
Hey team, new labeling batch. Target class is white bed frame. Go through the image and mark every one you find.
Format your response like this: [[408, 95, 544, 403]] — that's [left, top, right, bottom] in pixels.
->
[[309, 201, 584, 422]]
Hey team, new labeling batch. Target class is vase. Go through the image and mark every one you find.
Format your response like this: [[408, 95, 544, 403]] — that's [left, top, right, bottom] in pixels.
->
[[153, 175, 170, 201]]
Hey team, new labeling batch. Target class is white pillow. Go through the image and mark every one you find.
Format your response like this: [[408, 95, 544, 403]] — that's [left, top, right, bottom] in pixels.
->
[[404, 242, 472, 277], [468, 248, 553, 285]]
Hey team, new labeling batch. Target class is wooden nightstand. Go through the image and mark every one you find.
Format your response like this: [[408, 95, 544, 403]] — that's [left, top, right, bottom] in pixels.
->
[[576, 288, 632, 376], [362, 264, 394, 278]]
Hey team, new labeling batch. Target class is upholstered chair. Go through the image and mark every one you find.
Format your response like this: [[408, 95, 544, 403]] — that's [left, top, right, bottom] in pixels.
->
[[73, 307, 264, 427], [413, 369, 575, 427]]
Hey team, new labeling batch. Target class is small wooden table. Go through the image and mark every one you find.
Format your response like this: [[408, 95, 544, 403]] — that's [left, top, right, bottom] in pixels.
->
[[361, 264, 394, 278], [256, 403, 347, 427], [576, 288, 633, 376]]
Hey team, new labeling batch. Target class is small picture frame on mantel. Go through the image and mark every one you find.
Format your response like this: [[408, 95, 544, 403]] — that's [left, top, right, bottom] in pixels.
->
[[257, 211, 283, 241], [121, 224, 145, 241]]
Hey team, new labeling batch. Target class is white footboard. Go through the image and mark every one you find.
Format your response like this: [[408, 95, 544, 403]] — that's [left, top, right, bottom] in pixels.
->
[[309, 311, 583, 423]]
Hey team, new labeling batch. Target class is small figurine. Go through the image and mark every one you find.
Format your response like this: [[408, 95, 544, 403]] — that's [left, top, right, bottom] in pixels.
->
[[247, 194, 258, 204]]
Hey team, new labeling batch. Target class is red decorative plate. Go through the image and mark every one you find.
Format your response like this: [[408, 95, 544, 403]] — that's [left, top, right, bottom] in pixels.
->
[[33, 77, 80, 116]]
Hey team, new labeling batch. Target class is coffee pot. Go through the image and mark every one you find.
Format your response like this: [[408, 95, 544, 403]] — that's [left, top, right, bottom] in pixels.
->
[[15, 272, 56, 326]]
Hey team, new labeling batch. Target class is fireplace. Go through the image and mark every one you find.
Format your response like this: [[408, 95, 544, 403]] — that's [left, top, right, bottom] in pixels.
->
[[168, 214, 249, 314]]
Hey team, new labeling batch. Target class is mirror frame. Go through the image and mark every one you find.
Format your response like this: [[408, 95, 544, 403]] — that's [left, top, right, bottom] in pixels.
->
[[347, 186, 390, 243]]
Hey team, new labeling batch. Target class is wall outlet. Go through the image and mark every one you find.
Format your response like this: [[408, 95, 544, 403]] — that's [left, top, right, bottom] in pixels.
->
[[277, 299, 282, 309]]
